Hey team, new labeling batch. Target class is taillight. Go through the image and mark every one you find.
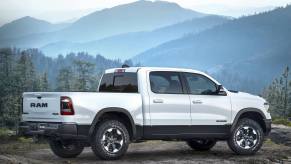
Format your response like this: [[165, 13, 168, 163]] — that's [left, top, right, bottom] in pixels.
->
[[60, 96, 74, 115]]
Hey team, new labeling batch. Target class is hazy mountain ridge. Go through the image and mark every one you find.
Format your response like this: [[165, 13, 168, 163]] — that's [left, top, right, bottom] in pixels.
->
[[64, 0, 205, 41], [133, 5, 291, 92], [0, 16, 70, 40], [40, 15, 229, 59], [0, 0, 207, 49]]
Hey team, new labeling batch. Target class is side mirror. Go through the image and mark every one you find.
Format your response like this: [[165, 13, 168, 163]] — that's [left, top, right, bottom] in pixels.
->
[[216, 85, 227, 96]]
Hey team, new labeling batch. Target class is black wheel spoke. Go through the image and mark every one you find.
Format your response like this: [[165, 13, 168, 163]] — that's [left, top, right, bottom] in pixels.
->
[[235, 125, 258, 149], [102, 127, 124, 153]]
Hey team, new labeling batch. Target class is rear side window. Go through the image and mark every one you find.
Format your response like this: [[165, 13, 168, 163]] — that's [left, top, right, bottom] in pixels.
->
[[99, 73, 138, 93], [150, 71, 183, 94]]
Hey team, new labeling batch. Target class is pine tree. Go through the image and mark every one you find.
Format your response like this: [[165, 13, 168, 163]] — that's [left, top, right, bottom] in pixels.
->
[[73, 60, 95, 91], [40, 72, 49, 91], [0, 48, 40, 128], [289, 80, 291, 117], [283, 66, 289, 117], [0, 48, 15, 126], [16, 52, 37, 92], [56, 67, 73, 91], [12, 52, 38, 127], [263, 66, 290, 118]]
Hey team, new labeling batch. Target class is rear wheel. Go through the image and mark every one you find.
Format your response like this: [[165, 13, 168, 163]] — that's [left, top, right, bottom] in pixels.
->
[[227, 118, 264, 155], [91, 120, 130, 160], [49, 139, 84, 158], [187, 139, 216, 151]]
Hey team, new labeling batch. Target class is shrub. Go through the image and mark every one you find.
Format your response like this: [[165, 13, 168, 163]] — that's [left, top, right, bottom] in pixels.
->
[[272, 118, 291, 127]]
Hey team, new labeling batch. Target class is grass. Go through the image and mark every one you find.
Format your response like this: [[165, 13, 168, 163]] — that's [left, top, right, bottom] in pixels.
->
[[0, 127, 48, 155], [264, 138, 280, 148], [272, 118, 291, 127], [0, 127, 16, 141], [0, 140, 48, 155]]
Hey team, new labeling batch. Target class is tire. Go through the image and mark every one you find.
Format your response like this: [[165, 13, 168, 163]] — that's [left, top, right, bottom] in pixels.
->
[[48, 139, 84, 158], [186, 139, 216, 151], [91, 120, 130, 160], [227, 118, 264, 155]]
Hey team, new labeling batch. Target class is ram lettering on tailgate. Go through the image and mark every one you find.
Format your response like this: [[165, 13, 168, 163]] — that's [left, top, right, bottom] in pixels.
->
[[30, 103, 48, 108]]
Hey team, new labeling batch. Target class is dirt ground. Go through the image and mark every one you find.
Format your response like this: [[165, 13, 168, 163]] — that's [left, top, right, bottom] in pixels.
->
[[1, 125, 291, 164]]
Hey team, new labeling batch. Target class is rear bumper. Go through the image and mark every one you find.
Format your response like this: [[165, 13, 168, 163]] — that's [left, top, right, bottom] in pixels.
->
[[264, 119, 272, 136], [18, 121, 90, 140]]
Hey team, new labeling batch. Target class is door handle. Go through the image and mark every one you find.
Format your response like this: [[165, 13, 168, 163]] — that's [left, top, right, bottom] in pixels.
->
[[153, 99, 164, 103], [192, 100, 202, 104]]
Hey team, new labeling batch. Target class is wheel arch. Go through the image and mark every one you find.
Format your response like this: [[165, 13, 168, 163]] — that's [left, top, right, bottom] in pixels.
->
[[231, 108, 267, 133], [88, 107, 137, 141]]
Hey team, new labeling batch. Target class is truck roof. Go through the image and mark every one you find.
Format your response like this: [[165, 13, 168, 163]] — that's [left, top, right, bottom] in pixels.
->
[[105, 67, 206, 75], [104, 67, 220, 85]]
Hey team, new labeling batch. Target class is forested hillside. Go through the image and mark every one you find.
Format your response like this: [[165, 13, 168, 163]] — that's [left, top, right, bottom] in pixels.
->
[[26, 49, 125, 86]]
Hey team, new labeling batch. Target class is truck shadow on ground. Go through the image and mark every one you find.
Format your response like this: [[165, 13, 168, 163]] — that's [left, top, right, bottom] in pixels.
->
[[53, 149, 236, 163], [0, 128, 287, 163], [28, 143, 267, 163]]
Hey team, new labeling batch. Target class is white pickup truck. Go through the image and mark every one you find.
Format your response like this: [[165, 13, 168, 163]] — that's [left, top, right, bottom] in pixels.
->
[[19, 67, 271, 160]]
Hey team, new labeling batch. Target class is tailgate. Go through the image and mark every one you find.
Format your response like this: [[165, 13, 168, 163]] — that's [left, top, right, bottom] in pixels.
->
[[22, 92, 61, 121]]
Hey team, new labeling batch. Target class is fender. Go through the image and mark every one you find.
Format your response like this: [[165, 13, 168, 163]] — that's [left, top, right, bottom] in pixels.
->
[[88, 107, 137, 140], [231, 108, 266, 132]]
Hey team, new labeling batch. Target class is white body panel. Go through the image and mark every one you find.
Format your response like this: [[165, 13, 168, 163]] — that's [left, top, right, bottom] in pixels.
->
[[22, 67, 271, 128], [189, 94, 232, 125], [148, 93, 191, 125], [229, 91, 271, 121], [23, 93, 61, 121]]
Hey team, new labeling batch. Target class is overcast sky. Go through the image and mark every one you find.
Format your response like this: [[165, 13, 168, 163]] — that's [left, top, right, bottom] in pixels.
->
[[0, 0, 291, 26]]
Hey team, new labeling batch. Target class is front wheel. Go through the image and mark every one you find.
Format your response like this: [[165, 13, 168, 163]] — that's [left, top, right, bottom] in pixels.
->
[[227, 118, 264, 155], [48, 139, 84, 158], [186, 139, 216, 151]]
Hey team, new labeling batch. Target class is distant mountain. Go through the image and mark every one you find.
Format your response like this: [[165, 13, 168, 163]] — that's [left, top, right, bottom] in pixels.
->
[[0, 0, 207, 48], [0, 16, 70, 40], [41, 15, 229, 59], [61, 0, 206, 41], [133, 6, 291, 93]]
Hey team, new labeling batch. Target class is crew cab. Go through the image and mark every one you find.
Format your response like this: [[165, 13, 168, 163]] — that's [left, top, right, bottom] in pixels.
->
[[19, 67, 271, 160]]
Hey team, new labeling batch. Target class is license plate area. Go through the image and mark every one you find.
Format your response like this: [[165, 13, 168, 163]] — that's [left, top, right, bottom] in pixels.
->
[[38, 123, 48, 129], [29, 123, 59, 131]]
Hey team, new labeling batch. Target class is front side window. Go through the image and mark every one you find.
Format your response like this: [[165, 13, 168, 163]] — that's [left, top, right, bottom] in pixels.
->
[[184, 73, 217, 95], [150, 71, 183, 94], [99, 72, 138, 93]]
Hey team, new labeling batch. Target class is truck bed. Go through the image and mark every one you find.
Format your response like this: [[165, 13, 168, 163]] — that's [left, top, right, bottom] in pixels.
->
[[22, 92, 143, 125]]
